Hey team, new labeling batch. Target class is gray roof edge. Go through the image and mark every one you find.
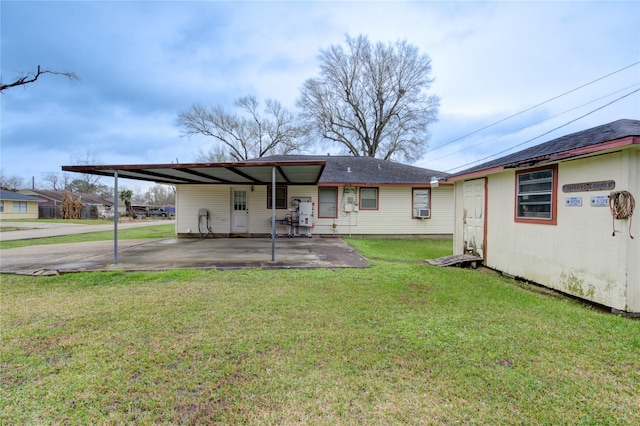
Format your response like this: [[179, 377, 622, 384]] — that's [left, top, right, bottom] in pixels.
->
[[0, 189, 46, 202], [450, 118, 640, 177]]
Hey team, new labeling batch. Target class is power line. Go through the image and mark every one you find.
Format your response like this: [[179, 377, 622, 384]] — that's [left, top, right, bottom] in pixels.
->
[[426, 60, 640, 155], [424, 82, 640, 165], [445, 87, 640, 173]]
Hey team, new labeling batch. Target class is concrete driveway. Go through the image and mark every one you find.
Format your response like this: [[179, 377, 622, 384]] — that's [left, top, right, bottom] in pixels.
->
[[0, 221, 369, 274]]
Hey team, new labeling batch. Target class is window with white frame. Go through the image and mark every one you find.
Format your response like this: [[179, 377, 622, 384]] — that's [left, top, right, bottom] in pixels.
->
[[516, 167, 555, 221], [13, 201, 28, 213], [359, 187, 378, 210], [318, 187, 338, 218], [412, 188, 431, 218]]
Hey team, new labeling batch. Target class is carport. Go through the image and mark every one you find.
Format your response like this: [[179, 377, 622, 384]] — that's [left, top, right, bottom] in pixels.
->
[[62, 160, 326, 265]]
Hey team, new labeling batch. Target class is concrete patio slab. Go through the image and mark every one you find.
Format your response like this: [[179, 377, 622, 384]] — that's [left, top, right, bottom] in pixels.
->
[[0, 237, 370, 275]]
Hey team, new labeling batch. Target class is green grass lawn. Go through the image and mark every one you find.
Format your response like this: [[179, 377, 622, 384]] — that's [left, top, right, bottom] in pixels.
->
[[1, 239, 639, 424]]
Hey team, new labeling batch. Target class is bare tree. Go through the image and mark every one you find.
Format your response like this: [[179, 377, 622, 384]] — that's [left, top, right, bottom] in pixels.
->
[[0, 171, 26, 191], [145, 185, 175, 206], [70, 149, 103, 188], [297, 34, 440, 163], [0, 65, 78, 92], [41, 172, 71, 191], [177, 95, 309, 161], [194, 145, 231, 162]]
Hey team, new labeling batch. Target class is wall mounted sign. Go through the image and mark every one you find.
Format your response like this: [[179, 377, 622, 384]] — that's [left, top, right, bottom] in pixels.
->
[[565, 196, 582, 207], [562, 180, 615, 193], [590, 196, 610, 207]]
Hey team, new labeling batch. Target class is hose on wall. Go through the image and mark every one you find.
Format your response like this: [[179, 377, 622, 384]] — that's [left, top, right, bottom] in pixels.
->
[[609, 191, 635, 239]]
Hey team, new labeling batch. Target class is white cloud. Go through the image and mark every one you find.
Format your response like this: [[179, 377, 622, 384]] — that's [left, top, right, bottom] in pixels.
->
[[1, 0, 638, 186]]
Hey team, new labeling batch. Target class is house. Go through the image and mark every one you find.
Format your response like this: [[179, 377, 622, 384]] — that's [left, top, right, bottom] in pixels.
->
[[0, 189, 43, 220], [447, 119, 640, 314], [176, 155, 453, 238], [62, 156, 454, 238], [17, 189, 112, 219]]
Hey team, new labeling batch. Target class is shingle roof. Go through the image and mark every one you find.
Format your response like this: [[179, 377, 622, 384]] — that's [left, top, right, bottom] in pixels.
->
[[453, 119, 640, 176], [255, 155, 447, 185], [18, 190, 112, 206], [0, 189, 45, 202]]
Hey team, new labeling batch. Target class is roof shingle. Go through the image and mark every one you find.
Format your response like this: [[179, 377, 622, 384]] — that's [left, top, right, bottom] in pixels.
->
[[255, 155, 447, 185], [453, 119, 640, 176]]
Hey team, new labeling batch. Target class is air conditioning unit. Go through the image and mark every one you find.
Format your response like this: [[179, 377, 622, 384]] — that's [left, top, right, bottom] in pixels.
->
[[417, 208, 430, 218]]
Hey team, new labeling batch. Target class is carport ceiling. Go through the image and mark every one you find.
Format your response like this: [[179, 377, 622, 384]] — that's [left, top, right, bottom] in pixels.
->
[[62, 160, 326, 186]]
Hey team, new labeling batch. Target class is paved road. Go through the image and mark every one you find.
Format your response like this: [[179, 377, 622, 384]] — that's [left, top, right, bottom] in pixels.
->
[[0, 220, 170, 241]]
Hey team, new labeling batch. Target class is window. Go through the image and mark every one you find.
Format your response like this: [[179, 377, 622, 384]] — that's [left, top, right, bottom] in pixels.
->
[[318, 187, 338, 218], [515, 166, 557, 224], [267, 185, 287, 209], [359, 187, 378, 210], [0, 201, 4, 213], [233, 191, 247, 211], [412, 188, 431, 218], [13, 201, 28, 213]]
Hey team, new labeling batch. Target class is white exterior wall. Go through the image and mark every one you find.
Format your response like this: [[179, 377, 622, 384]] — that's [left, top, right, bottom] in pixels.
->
[[454, 149, 639, 313], [313, 186, 453, 236], [176, 184, 454, 237], [175, 185, 232, 235]]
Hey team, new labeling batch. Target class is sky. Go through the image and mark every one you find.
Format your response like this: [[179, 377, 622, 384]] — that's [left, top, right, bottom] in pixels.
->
[[2, 0, 639, 193]]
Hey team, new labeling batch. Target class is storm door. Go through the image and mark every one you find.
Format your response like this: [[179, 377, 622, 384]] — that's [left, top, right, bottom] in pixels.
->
[[462, 179, 486, 258]]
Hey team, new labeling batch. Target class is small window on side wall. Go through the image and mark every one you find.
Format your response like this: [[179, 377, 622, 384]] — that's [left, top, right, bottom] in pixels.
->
[[412, 188, 430, 218], [359, 187, 378, 210], [267, 185, 287, 209], [515, 166, 557, 225]]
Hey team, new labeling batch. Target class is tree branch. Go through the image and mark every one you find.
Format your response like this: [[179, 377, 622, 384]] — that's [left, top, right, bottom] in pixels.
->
[[0, 65, 79, 92]]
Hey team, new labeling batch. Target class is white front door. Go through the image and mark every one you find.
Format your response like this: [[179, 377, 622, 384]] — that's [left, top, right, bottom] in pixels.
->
[[462, 179, 486, 258], [231, 189, 249, 233]]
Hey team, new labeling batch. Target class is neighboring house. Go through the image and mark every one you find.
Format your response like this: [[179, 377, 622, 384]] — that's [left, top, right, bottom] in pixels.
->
[[0, 189, 43, 220], [447, 119, 640, 314], [62, 156, 454, 238], [18, 189, 112, 219], [103, 196, 126, 215], [18, 189, 111, 207]]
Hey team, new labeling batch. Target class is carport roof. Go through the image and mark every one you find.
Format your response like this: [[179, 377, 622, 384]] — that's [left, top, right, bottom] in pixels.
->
[[61, 160, 326, 186]]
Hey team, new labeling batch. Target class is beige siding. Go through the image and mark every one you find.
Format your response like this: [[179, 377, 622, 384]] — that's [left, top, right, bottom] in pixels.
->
[[176, 185, 231, 235], [176, 184, 454, 237], [0, 200, 39, 220], [454, 149, 639, 313], [314, 186, 453, 236], [625, 149, 639, 312]]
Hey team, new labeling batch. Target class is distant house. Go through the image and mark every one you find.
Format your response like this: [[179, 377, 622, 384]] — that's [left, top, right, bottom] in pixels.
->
[[447, 119, 640, 314], [0, 189, 43, 220], [18, 189, 112, 219], [103, 196, 150, 217]]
